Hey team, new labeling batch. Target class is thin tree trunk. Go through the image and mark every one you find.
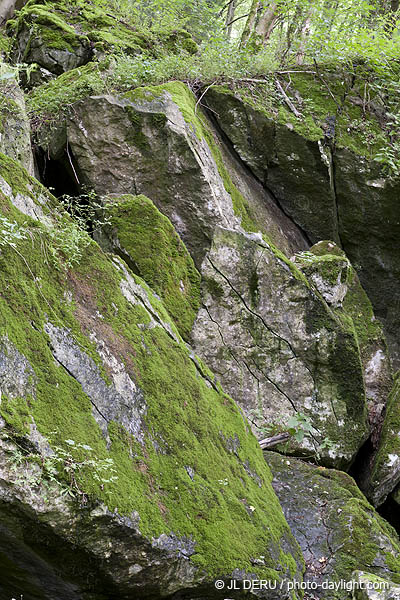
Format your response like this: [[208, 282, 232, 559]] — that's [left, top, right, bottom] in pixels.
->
[[296, 9, 313, 65], [225, 0, 237, 39], [241, 1, 278, 49]]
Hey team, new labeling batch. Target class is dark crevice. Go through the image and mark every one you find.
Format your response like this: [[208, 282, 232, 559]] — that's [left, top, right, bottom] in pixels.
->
[[199, 94, 313, 247], [378, 496, 400, 536], [348, 434, 375, 488], [35, 146, 82, 199]]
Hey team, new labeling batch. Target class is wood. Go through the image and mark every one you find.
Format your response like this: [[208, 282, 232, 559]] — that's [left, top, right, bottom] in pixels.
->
[[259, 432, 290, 449]]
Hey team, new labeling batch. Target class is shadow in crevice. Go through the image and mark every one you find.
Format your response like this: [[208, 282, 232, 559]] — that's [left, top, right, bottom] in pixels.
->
[[35, 147, 82, 199]]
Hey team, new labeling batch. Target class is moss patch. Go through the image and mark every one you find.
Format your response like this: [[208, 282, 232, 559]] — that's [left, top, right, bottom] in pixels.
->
[[102, 194, 201, 340], [0, 153, 302, 581]]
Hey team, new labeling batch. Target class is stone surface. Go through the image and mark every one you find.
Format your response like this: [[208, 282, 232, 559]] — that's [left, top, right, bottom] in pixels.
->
[[192, 227, 369, 468], [0, 73, 34, 174], [203, 85, 400, 370], [351, 572, 400, 600], [8, 4, 93, 74], [0, 153, 304, 599], [94, 194, 201, 340], [294, 241, 392, 439], [265, 451, 400, 599], [363, 374, 400, 507], [65, 82, 307, 266]]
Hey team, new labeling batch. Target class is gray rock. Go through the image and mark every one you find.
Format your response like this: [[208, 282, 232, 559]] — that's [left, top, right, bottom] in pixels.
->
[[265, 451, 400, 599], [65, 83, 307, 266], [192, 227, 369, 467], [351, 571, 400, 600], [0, 75, 34, 174]]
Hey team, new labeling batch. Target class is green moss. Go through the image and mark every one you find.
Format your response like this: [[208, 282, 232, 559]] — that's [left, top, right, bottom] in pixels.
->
[[0, 153, 302, 580], [215, 65, 390, 159], [0, 395, 32, 435], [27, 60, 107, 137], [104, 194, 201, 340]]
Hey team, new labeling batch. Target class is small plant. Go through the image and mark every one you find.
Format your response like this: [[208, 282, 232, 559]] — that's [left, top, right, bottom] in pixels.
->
[[0, 216, 27, 250], [287, 412, 313, 443], [8, 437, 118, 504]]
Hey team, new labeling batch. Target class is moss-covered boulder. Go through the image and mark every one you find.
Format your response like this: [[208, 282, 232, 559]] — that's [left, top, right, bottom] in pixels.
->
[[351, 571, 400, 599], [6, 0, 196, 79], [94, 194, 201, 340], [192, 227, 369, 468], [294, 241, 392, 440], [0, 66, 34, 174], [58, 81, 307, 266], [7, 2, 93, 75], [265, 451, 400, 598], [202, 74, 400, 370], [363, 374, 400, 506], [0, 153, 304, 598]]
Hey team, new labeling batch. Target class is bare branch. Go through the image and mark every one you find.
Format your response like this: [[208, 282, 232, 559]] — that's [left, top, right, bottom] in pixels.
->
[[259, 432, 290, 449]]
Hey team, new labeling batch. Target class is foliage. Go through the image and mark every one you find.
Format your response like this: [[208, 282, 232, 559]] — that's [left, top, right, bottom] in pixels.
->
[[7, 435, 118, 503]]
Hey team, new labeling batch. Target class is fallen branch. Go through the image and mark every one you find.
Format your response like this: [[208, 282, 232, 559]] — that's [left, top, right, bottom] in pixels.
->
[[259, 432, 290, 450], [275, 80, 302, 118]]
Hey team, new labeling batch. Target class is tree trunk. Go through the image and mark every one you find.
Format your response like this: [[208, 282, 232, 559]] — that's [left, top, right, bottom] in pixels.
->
[[225, 0, 237, 39], [296, 9, 313, 65], [241, 1, 278, 49]]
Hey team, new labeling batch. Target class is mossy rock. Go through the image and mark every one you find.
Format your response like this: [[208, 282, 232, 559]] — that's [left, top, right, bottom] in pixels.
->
[[8, 3, 93, 74], [294, 241, 392, 444], [265, 451, 400, 598], [95, 193, 201, 340], [0, 69, 34, 173], [192, 227, 369, 468], [0, 153, 304, 597], [203, 73, 400, 371]]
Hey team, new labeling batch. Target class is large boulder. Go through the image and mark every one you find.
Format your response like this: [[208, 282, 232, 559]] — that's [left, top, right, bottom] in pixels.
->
[[0, 154, 304, 599], [63, 81, 307, 266], [264, 451, 400, 599], [202, 78, 400, 369], [191, 227, 370, 468]]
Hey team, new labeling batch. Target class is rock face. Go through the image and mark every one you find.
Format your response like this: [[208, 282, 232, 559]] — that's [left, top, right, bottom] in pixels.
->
[[351, 572, 400, 600], [192, 227, 391, 468], [56, 80, 393, 468], [3, 1, 400, 593], [203, 84, 400, 369], [0, 153, 304, 599], [0, 71, 34, 174], [94, 194, 201, 341], [363, 374, 400, 507], [8, 4, 93, 74], [64, 82, 307, 266], [265, 451, 400, 599]]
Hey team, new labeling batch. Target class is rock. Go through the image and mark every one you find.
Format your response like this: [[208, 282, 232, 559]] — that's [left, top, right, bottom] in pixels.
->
[[0, 153, 304, 598], [294, 241, 392, 437], [264, 451, 400, 599], [64, 81, 307, 266], [363, 374, 400, 506], [202, 82, 400, 370], [8, 4, 93, 75], [192, 227, 369, 468], [334, 149, 400, 369], [94, 194, 201, 340], [202, 85, 338, 245], [0, 71, 34, 174], [351, 571, 400, 600]]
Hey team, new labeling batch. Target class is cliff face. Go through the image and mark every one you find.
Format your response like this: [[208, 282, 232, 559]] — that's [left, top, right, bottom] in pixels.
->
[[1, 1, 400, 598]]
